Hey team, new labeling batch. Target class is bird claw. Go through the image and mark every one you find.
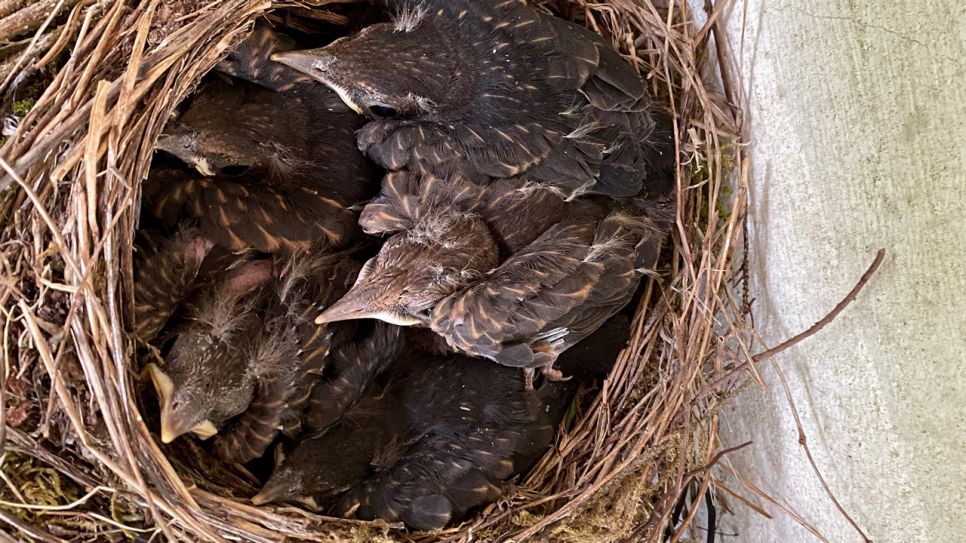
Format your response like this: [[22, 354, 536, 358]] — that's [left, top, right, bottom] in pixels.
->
[[540, 364, 570, 382], [523, 368, 535, 390]]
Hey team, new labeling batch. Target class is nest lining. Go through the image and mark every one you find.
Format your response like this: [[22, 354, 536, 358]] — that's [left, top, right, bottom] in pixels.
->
[[0, 0, 748, 542]]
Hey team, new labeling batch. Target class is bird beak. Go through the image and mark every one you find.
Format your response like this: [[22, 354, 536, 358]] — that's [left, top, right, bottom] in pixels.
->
[[294, 496, 320, 511], [251, 479, 318, 509], [249, 488, 275, 506], [314, 294, 374, 324], [250, 479, 290, 506], [315, 290, 421, 326], [187, 419, 218, 440], [155, 130, 216, 176], [271, 50, 364, 115], [146, 363, 218, 443], [190, 158, 216, 177]]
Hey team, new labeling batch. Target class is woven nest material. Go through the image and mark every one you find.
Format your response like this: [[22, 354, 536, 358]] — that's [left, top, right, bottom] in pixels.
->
[[0, 1, 748, 541]]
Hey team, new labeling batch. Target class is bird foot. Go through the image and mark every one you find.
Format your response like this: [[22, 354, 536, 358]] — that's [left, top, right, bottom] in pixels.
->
[[523, 368, 536, 390], [540, 364, 571, 382]]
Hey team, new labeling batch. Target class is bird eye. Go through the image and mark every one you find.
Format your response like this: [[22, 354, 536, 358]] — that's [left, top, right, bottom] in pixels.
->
[[368, 104, 398, 119], [220, 165, 250, 177]]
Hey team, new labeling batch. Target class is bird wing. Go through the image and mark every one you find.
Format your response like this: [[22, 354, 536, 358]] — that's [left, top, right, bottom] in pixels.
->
[[354, 0, 663, 200], [211, 379, 289, 464], [358, 171, 421, 235], [145, 171, 361, 253], [543, 206, 667, 356], [133, 228, 210, 342], [304, 323, 404, 434], [360, 172, 489, 235], [429, 212, 599, 367]]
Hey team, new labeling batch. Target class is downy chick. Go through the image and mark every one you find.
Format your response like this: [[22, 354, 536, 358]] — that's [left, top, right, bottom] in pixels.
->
[[315, 171, 671, 380], [145, 252, 360, 463], [151, 28, 376, 253], [145, 257, 275, 445], [272, 0, 676, 200], [252, 316, 631, 530]]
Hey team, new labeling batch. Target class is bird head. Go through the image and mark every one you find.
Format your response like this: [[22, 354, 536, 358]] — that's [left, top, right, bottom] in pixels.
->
[[315, 211, 498, 327], [147, 326, 258, 444], [271, 7, 477, 119], [156, 77, 315, 179], [251, 441, 331, 509], [216, 23, 312, 92], [155, 118, 255, 178], [147, 260, 274, 444]]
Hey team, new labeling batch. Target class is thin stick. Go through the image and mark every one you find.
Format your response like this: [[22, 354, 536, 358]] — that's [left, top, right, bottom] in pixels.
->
[[0, 485, 113, 511], [701, 249, 886, 398], [774, 365, 874, 543], [684, 440, 752, 478], [755, 249, 884, 362]]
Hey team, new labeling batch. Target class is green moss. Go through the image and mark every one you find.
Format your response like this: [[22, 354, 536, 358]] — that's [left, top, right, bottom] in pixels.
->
[[11, 97, 35, 117]]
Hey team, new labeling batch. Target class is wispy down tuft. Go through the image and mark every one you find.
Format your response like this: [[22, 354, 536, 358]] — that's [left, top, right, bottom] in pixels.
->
[[392, 2, 429, 33]]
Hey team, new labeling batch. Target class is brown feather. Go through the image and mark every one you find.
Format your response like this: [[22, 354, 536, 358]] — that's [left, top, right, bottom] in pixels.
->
[[274, 0, 674, 200]]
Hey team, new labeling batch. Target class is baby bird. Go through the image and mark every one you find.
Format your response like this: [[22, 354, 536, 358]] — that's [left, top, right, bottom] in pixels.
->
[[143, 251, 360, 464], [315, 171, 671, 381], [150, 27, 376, 253], [251, 316, 631, 530], [273, 0, 676, 200], [145, 256, 275, 445]]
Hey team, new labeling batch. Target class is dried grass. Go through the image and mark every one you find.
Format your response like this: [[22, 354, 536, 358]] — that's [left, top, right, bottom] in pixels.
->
[[0, 0, 750, 541]]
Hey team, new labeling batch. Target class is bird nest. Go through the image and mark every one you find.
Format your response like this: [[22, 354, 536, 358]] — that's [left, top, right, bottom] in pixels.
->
[[0, 0, 747, 541]]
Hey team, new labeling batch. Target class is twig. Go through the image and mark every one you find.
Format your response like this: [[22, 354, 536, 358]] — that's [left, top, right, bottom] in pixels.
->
[[0, 485, 113, 511], [754, 249, 885, 362], [711, 478, 772, 519], [683, 440, 752, 479], [722, 465, 831, 543], [774, 365, 874, 543], [700, 249, 886, 399], [0, 507, 66, 543]]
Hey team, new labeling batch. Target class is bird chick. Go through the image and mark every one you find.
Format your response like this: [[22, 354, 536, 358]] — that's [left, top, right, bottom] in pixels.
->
[[315, 171, 671, 380], [273, 0, 676, 200], [314, 171, 561, 325], [209, 254, 362, 464], [145, 251, 360, 463], [150, 52, 376, 253], [145, 257, 275, 444], [430, 199, 668, 382], [252, 332, 544, 529], [252, 315, 631, 529]]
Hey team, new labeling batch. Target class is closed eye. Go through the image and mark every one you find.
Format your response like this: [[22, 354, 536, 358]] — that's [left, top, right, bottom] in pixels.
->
[[368, 104, 398, 119], [220, 165, 250, 177]]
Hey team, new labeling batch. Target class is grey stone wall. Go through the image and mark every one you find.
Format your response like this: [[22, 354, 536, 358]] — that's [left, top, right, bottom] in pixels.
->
[[709, 1, 965, 541]]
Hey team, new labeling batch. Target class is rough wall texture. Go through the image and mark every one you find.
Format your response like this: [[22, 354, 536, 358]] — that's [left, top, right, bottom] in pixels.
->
[[710, 0, 966, 541]]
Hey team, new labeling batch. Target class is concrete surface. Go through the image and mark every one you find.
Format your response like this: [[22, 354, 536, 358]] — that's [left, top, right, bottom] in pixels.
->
[[706, 1, 966, 542]]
